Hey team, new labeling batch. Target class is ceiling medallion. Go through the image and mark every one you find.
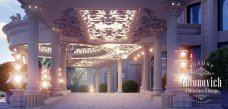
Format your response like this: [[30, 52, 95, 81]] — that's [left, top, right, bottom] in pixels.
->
[[79, 9, 137, 42]]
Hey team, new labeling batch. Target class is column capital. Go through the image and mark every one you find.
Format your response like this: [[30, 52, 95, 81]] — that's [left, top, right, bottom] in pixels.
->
[[22, 3, 44, 16], [162, 0, 186, 16]]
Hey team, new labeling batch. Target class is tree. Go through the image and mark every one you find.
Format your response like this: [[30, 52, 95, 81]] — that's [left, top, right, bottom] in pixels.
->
[[0, 62, 13, 92], [204, 47, 228, 90]]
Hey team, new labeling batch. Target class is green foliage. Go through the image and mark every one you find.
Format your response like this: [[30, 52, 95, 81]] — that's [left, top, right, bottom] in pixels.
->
[[99, 83, 107, 92], [39, 57, 51, 68], [77, 85, 89, 92], [204, 47, 228, 90], [0, 62, 27, 92], [0, 62, 13, 92], [122, 80, 139, 92], [71, 68, 87, 92]]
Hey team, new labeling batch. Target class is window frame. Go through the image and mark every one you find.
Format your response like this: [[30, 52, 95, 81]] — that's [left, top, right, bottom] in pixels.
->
[[187, 2, 201, 24]]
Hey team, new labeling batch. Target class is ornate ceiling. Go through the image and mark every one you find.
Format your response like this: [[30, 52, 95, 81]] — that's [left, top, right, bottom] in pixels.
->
[[78, 9, 137, 43], [17, 43, 141, 67]]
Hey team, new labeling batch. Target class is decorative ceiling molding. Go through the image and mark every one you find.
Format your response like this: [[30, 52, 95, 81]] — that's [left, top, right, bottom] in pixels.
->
[[132, 8, 166, 43], [78, 9, 138, 43], [53, 8, 87, 42]]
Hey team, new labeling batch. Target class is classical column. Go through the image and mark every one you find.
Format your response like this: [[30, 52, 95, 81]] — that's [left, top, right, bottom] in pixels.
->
[[161, 1, 185, 109], [24, 4, 44, 107], [142, 44, 150, 91], [117, 60, 123, 93], [153, 36, 163, 95], [95, 68, 100, 93], [50, 28, 61, 93], [107, 64, 113, 93], [165, 7, 178, 93], [60, 42, 67, 90], [205, 0, 217, 58]]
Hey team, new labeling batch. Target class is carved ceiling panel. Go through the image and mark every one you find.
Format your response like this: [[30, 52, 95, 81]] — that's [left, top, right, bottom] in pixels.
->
[[78, 9, 138, 42]]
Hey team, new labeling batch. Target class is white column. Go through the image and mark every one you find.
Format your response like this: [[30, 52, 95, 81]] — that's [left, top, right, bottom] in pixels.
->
[[95, 68, 100, 93], [153, 36, 163, 95], [117, 60, 122, 93], [25, 5, 44, 107], [107, 64, 113, 93], [206, 0, 217, 58], [50, 33, 61, 92], [60, 43, 67, 90], [142, 44, 150, 91], [165, 9, 178, 92]]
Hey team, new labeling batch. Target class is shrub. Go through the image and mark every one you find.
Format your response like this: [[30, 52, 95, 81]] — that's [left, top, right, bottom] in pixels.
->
[[72, 85, 89, 92], [122, 80, 139, 92], [77, 85, 89, 92], [204, 47, 228, 90], [99, 83, 107, 92]]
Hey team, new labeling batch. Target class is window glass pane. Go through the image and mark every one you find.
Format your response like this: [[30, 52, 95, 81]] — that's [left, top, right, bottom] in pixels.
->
[[219, 0, 228, 30], [187, 3, 201, 24]]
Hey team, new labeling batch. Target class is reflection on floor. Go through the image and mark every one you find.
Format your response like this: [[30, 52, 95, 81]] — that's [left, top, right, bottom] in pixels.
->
[[51, 93, 161, 109]]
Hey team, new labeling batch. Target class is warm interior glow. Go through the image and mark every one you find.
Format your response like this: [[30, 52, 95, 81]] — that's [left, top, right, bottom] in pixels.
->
[[41, 81, 49, 88], [89, 85, 94, 93], [180, 51, 187, 57], [15, 54, 22, 60], [180, 61, 187, 68], [134, 57, 137, 61], [59, 79, 64, 83], [14, 64, 22, 71], [149, 48, 153, 52], [141, 51, 144, 55], [137, 54, 140, 57], [14, 74, 22, 84]]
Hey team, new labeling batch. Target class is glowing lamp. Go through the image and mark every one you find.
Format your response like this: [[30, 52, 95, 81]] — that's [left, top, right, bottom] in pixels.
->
[[180, 61, 187, 68], [149, 48, 153, 52], [89, 85, 94, 93], [14, 64, 22, 71], [134, 57, 137, 61], [137, 54, 140, 57], [141, 52, 144, 55]]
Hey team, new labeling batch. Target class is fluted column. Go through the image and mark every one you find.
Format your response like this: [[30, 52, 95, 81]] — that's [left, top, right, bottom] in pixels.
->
[[153, 36, 163, 95], [24, 4, 44, 107], [142, 44, 150, 91], [50, 28, 61, 93], [95, 68, 100, 93], [107, 64, 113, 93], [117, 60, 123, 93], [60, 42, 67, 90]]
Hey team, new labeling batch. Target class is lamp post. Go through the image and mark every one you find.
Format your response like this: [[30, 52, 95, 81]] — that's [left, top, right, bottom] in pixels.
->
[[7, 52, 27, 109]]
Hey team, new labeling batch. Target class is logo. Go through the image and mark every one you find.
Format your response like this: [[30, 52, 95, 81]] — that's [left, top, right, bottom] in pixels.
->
[[180, 61, 222, 104]]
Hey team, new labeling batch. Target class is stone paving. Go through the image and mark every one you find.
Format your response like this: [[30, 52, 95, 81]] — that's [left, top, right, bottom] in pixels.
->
[[51, 93, 161, 109]]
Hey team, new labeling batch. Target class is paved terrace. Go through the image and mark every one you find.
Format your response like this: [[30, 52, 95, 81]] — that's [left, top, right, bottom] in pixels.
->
[[51, 93, 161, 109]]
